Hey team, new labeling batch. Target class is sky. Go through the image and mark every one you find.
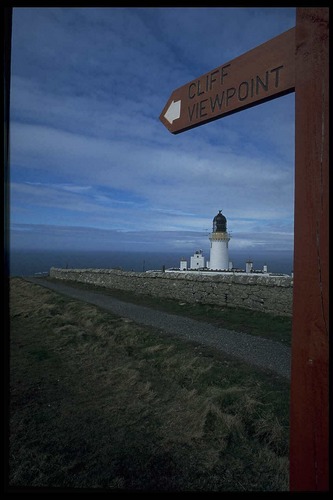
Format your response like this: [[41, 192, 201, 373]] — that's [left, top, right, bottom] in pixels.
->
[[9, 6, 296, 256]]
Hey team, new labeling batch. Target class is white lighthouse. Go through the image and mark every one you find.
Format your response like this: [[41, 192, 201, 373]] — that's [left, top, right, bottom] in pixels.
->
[[209, 210, 230, 270]]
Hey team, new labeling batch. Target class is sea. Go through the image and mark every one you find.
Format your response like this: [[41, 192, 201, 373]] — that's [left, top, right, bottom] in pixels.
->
[[8, 249, 294, 277]]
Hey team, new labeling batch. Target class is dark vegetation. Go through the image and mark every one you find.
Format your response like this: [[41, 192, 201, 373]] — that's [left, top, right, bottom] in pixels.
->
[[9, 278, 290, 491]]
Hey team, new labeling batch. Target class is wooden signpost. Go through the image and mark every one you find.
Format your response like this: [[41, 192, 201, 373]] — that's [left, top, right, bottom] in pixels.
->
[[290, 8, 328, 492], [160, 7, 329, 491], [160, 27, 295, 134]]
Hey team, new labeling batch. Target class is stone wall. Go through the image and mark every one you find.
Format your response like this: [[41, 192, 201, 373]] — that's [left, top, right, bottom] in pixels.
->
[[49, 268, 293, 316]]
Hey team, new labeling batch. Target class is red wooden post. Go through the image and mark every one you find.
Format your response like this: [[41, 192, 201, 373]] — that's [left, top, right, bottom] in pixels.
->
[[290, 7, 329, 491]]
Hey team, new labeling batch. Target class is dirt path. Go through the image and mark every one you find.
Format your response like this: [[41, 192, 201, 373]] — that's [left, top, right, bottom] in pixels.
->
[[24, 277, 291, 380]]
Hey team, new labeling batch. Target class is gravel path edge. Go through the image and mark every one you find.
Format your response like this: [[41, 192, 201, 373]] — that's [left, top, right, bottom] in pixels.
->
[[21, 277, 291, 380]]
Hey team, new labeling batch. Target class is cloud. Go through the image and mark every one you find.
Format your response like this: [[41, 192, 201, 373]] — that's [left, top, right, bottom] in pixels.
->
[[9, 7, 296, 254], [11, 118, 293, 214], [10, 220, 293, 255]]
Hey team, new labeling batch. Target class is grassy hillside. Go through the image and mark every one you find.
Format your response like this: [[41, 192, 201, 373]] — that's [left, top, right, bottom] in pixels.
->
[[8, 277, 290, 491]]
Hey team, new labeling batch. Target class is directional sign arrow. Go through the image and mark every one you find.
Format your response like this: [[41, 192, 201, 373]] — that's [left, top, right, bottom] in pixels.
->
[[160, 27, 295, 134], [164, 99, 181, 124]]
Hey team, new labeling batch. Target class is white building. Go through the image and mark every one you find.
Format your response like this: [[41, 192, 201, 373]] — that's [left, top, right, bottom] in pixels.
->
[[209, 210, 231, 270], [180, 257, 188, 271], [245, 259, 253, 273], [190, 249, 205, 269]]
